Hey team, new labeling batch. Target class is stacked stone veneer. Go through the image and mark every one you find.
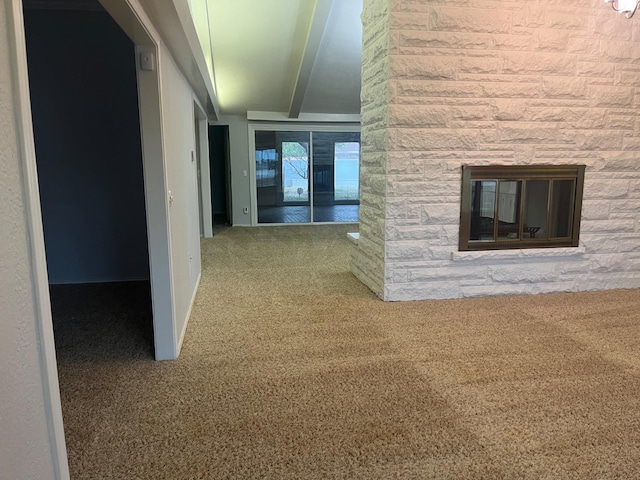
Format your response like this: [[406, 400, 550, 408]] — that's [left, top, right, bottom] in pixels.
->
[[352, 0, 640, 300]]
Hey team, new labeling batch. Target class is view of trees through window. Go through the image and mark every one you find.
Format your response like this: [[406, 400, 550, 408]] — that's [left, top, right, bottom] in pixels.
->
[[282, 141, 309, 202]]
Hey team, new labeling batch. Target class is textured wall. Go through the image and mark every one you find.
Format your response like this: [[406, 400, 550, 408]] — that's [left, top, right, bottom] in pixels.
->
[[358, 0, 640, 300], [159, 47, 202, 341], [351, 0, 391, 297], [0, 1, 61, 478]]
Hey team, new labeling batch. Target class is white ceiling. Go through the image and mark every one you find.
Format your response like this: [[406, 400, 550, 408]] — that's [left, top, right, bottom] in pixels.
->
[[206, 0, 362, 117]]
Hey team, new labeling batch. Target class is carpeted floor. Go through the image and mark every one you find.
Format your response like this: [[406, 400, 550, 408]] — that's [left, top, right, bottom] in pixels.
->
[[53, 225, 640, 479]]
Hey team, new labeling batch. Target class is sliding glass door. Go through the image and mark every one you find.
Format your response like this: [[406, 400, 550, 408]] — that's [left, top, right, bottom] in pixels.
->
[[312, 132, 360, 223], [254, 127, 360, 224], [255, 130, 311, 223]]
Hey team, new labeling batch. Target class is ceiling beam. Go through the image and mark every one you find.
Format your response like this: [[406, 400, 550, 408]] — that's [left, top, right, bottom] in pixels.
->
[[288, 0, 334, 119]]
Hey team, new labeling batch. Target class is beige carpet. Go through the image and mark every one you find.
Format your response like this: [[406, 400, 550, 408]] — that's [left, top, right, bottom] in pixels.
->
[[55, 225, 640, 479]]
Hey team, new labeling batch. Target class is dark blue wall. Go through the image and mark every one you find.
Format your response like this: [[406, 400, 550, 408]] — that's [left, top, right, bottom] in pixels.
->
[[25, 9, 149, 284]]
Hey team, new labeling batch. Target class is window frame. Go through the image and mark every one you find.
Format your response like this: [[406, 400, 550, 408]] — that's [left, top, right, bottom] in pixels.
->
[[459, 165, 586, 251], [248, 123, 361, 226]]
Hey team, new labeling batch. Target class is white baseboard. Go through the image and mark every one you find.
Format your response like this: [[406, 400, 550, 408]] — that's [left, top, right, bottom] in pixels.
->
[[176, 271, 201, 356]]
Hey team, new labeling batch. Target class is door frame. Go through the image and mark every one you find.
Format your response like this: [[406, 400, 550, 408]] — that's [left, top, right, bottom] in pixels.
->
[[193, 97, 213, 238], [6, 0, 69, 477], [100, 0, 184, 361]]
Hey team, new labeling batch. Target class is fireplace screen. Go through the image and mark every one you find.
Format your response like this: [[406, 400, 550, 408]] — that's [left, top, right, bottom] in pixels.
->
[[459, 165, 585, 251]]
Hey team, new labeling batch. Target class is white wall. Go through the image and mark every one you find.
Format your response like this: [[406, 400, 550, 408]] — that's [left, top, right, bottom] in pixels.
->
[[159, 47, 202, 345], [0, 0, 67, 478], [103, 0, 206, 358], [215, 114, 251, 226]]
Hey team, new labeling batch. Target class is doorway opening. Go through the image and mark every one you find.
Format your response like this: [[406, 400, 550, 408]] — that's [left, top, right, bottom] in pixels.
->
[[194, 103, 213, 238], [23, 2, 154, 361], [209, 125, 232, 228]]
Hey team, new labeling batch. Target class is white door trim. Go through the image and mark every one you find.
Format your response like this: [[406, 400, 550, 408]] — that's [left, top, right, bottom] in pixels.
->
[[95, 0, 181, 361], [7, 0, 69, 477], [135, 42, 178, 360], [193, 97, 213, 238]]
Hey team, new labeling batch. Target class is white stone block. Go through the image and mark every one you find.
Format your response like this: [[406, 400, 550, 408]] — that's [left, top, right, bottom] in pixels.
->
[[590, 255, 631, 274], [386, 241, 427, 260], [581, 200, 611, 221], [408, 266, 486, 282], [582, 235, 640, 254], [385, 282, 461, 301], [460, 284, 530, 298], [581, 220, 635, 233], [427, 247, 457, 261], [440, 225, 459, 246], [421, 204, 459, 224], [391, 225, 441, 241], [489, 264, 559, 284], [429, 7, 512, 34]]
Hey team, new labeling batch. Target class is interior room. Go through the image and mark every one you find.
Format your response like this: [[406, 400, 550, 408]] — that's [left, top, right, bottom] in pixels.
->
[[2, 1, 640, 479], [208, 125, 231, 227], [23, 1, 154, 361]]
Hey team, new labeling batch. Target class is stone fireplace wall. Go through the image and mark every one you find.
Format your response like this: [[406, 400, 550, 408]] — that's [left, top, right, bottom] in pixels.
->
[[351, 0, 391, 297], [353, 0, 640, 300]]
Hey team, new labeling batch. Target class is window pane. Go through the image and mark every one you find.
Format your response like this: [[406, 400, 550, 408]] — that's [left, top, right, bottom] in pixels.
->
[[255, 131, 311, 224], [312, 132, 360, 223], [282, 141, 309, 202], [255, 133, 276, 188], [523, 180, 549, 239], [470, 180, 496, 241], [550, 179, 574, 238], [334, 142, 360, 201], [497, 180, 521, 240]]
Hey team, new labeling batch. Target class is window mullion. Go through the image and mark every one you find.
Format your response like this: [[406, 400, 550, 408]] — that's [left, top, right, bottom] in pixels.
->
[[309, 131, 314, 222], [545, 179, 554, 240], [568, 179, 576, 237], [493, 180, 500, 242], [572, 168, 585, 246], [518, 180, 526, 242]]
